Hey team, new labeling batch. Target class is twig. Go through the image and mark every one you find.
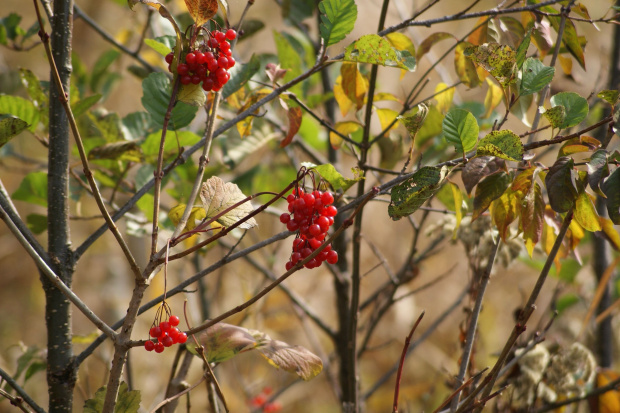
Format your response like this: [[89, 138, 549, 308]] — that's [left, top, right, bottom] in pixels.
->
[[0, 367, 46, 413], [393, 311, 425, 413], [434, 369, 488, 413], [0, 388, 34, 413], [150, 375, 207, 413]]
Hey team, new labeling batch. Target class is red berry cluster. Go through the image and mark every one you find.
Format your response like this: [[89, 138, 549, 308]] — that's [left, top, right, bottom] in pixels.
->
[[165, 29, 237, 92], [280, 188, 339, 269], [144, 314, 188, 353], [249, 387, 281, 412]]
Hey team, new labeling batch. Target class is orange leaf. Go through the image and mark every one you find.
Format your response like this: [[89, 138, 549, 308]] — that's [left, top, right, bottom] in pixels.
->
[[280, 107, 302, 148], [184, 0, 218, 26]]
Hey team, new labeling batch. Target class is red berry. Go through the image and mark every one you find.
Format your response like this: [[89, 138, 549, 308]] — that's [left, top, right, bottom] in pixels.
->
[[202, 78, 214, 91], [160, 321, 171, 331], [324, 205, 338, 217], [169, 315, 180, 326], [309, 238, 322, 250], [209, 37, 219, 48], [162, 335, 174, 347], [177, 63, 189, 75], [291, 252, 302, 264], [286, 220, 299, 232], [301, 247, 312, 258], [326, 250, 338, 264], [214, 31, 226, 42], [225, 29, 237, 40], [191, 75, 202, 85], [165, 52, 174, 64], [154, 342, 165, 353], [207, 59, 218, 72], [280, 213, 291, 224], [150, 326, 162, 338], [309, 224, 321, 237], [217, 56, 229, 69], [286, 194, 296, 203], [185, 52, 196, 65], [180, 75, 192, 85], [264, 401, 282, 413], [250, 394, 267, 407], [195, 51, 206, 64], [144, 340, 155, 351], [227, 56, 236, 68], [285, 261, 294, 271], [305, 258, 318, 269], [316, 215, 329, 229], [321, 192, 334, 205], [220, 41, 230, 51], [317, 250, 329, 262], [177, 332, 188, 344]]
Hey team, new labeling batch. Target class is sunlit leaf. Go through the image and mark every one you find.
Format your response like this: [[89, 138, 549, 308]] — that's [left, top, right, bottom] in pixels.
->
[[558, 135, 601, 157], [454, 42, 481, 88], [141, 130, 201, 158], [376, 108, 399, 133], [545, 157, 578, 213], [200, 176, 257, 229], [398, 103, 428, 141], [590, 370, 620, 413], [574, 191, 601, 232], [340, 63, 367, 111], [143, 37, 173, 56], [465, 42, 517, 87], [310, 163, 363, 192], [0, 116, 28, 147], [542, 105, 566, 129], [483, 78, 503, 118], [0, 95, 39, 132], [599, 217, 620, 251], [597, 90, 620, 105], [183, 0, 218, 26], [333, 75, 354, 116], [329, 120, 360, 149], [416, 32, 453, 62], [388, 167, 444, 220], [318, 0, 357, 47], [177, 82, 206, 107], [472, 171, 510, 221], [467, 17, 488, 46], [549, 91, 588, 129], [436, 182, 463, 238], [476, 130, 523, 161], [442, 108, 479, 156], [434, 82, 454, 113], [520, 57, 555, 96], [344, 34, 416, 71]]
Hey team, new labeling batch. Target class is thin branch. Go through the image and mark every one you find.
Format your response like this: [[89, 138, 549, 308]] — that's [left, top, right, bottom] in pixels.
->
[[393, 311, 425, 413], [0, 367, 47, 413]]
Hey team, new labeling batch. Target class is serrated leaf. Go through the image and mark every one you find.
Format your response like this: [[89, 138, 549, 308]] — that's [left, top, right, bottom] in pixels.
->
[[84, 382, 140, 413], [280, 106, 302, 147], [344, 34, 416, 71], [398, 103, 428, 140], [0, 95, 39, 132], [550, 91, 588, 129], [455, 42, 481, 88], [26, 213, 47, 234], [193, 323, 323, 380], [200, 176, 257, 229], [545, 156, 578, 213], [466, 42, 517, 87], [388, 167, 443, 220], [416, 32, 453, 62], [542, 105, 566, 129], [311, 163, 363, 192], [598, 90, 620, 105], [0, 116, 28, 147], [461, 156, 504, 195], [574, 191, 601, 232], [83, 385, 105, 413], [520, 57, 555, 96], [476, 130, 523, 161], [12, 171, 47, 207], [177, 82, 206, 107], [602, 168, 620, 224], [222, 54, 260, 99], [587, 149, 609, 197], [141, 72, 198, 130], [521, 181, 545, 256], [184, 0, 217, 26], [318, 0, 357, 47], [442, 108, 479, 156], [483, 78, 503, 119], [472, 171, 510, 221]]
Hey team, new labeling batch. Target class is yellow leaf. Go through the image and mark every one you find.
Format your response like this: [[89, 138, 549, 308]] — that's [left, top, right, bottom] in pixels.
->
[[340, 63, 367, 111], [558, 54, 573, 75], [483, 78, 503, 119], [330, 121, 361, 149], [454, 42, 481, 88], [467, 17, 489, 45], [450, 182, 463, 239], [183, 0, 218, 26], [434, 82, 454, 113], [168, 203, 187, 227], [574, 191, 602, 232], [599, 217, 620, 251], [334, 75, 354, 117], [386, 32, 415, 55], [376, 108, 399, 133], [596, 370, 620, 413]]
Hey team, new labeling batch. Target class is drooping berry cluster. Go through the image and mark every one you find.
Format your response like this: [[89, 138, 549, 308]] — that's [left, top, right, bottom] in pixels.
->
[[249, 387, 282, 412], [144, 314, 188, 353], [165, 29, 237, 92], [280, 188, 339, 269]]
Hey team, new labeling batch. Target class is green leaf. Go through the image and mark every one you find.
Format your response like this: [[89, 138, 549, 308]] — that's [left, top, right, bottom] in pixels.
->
[[177, 82, 206, 107], [343, 34, 416, 71], [520, 57, 555, 96], [19, 68, 48, 112], [26, 214, 47, 234], [141, 72, 198, 130], [88, 141, 143, 162], [465, 42, 517, 87], [142, 130, 201, 158], [515, 25, 533, 69], [144, 36, 173, 56], [476, 130, 523, 161], [442, 108, 479, 156], [597, 89, 620, 105], [12, 172, 48, 207], [83, 385, 105, 413], [556, 293, 579, 313], [274, 31, 303, 88], [549, 91, 588, 129], [472, 171, 510, 221], [71, 94, 102, 118], [587, 149, 609, 197], [122, 111, 151, 141], [84, 382, 140, 413], [0, 116, 28, 147], [318, 0, 357, 47], [311, 163, 364, 192], [90, 49, 121, 93], [388, 167, 443, 220], [602, 168, 620, 224], [542, 105, 566, 129], [0, 13, 22, 42], [0, 95, 39, 131], [222, 54, 261, 99], [397, 103, 428, 140], [574, 191, 601, 232], [545, 157, 578, 213]]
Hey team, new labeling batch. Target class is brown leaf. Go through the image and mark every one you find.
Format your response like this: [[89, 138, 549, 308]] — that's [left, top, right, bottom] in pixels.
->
[[184, 0, 218, 26], [280, 106, 302, 148], [200, 176, 258, 229]]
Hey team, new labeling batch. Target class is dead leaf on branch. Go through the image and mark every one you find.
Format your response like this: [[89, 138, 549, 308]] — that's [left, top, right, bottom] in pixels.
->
[[193, 323, 323, 381], [199, 176, 258, 229], [184, 0, 218, 26]]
